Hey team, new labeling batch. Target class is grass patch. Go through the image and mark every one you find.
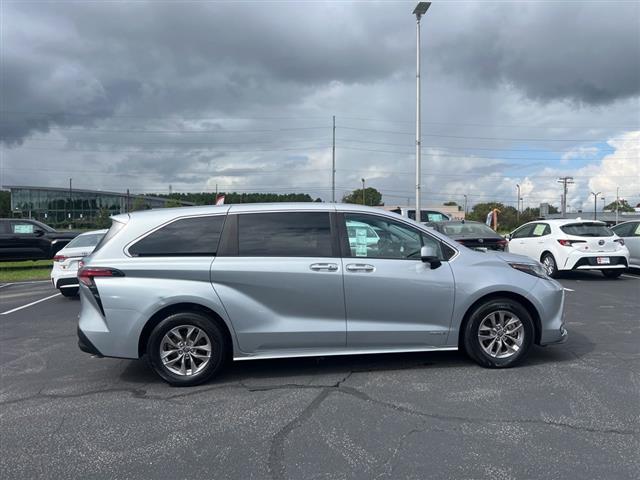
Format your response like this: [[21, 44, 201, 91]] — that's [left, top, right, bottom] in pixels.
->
[[0, 268, 51, 283], [0, 259, 53, 269]]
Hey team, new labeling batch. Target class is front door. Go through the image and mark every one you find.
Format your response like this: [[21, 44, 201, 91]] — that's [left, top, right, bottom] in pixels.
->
[[211, 211, 346, 354], [339, 212, 455, 348]]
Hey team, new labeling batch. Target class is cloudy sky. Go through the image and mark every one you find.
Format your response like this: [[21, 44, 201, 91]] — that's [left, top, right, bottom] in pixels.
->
[[1, 0, 639, 211]]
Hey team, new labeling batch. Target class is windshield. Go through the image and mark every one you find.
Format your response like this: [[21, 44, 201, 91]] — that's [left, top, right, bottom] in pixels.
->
[[65, 232, 106, 249], [560, 223, 613, 237], [441, 222, 496, 236]]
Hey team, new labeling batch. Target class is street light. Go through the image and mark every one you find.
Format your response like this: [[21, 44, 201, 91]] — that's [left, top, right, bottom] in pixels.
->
[[413, 2, 431, 223], [516, 184, 521, 223], [590, 191, 601, 220], [361, 178, 366, 205]]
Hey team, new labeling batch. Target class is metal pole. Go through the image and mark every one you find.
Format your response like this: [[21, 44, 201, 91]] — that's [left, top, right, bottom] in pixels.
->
[[332, 115, 336, 203], [69, 178, 72, 219], [516, 184, 520, 224], [361, 178, 365, 205], [615, 187, 619, 225], [463, 194, 467, 216], [415, 14, 422, 221]]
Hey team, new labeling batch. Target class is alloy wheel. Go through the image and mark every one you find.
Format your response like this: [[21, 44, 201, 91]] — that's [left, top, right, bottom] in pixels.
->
[[477, 310, 524, 359], [160, 325, 212, 376]]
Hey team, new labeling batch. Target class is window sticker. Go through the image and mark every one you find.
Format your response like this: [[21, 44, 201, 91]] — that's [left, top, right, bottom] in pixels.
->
[[533, 224, 546, 236], [14, 224, 34, 234], [355, 228, 368, 256]]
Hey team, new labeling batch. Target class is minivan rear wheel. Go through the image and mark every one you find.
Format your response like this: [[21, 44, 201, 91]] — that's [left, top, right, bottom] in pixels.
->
[[463, 298, 534, 368], [147, 312, 227, 386]]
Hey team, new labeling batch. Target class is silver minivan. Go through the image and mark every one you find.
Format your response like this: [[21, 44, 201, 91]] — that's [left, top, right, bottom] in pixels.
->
[[78, 203, 567, 386]]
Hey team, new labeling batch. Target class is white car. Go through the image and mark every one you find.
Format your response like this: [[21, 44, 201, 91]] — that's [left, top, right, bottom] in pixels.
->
[[507, 219, 629, 278], [51, 229, 107, 296]]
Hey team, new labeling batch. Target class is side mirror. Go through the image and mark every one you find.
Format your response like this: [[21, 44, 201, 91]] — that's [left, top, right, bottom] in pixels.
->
[[506, 234, 512, 241], [420, 245, 442, 269], [34, 228, 45, 236]]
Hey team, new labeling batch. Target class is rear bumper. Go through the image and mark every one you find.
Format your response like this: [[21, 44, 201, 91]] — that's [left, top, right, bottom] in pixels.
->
[[77, 327, 103, 357], [562, 252, 629, 270]]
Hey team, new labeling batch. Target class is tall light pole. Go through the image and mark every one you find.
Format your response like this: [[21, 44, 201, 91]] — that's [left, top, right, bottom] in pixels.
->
[[413, 2, 431, 223], [615, 186, 619, 224], [591, 191, 601, 220], [361, 178, 366, 205], [516, 184, 521, 224], [332, 115, 336, 203], [463, 194, 468, 216]]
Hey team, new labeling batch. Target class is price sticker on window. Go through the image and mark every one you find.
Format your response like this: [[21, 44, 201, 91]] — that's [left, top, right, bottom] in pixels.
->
[[533, 224, 546, 236], [14, 224, 34, 234]]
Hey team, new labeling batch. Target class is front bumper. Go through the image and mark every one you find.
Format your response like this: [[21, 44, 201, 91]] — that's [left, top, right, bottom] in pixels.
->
[[528, 278, 568, 346]]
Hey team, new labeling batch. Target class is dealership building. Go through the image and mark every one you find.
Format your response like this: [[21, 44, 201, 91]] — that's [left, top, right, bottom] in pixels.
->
[[3, 185, 193, 224]]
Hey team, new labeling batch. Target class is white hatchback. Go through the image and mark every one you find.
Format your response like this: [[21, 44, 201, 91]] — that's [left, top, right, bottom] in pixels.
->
[[51, 229, 107, 296], [507, 219, 629, 278]]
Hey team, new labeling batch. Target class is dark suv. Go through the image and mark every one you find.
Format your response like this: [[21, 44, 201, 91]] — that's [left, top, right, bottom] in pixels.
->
[[0, 218, 79, 261]]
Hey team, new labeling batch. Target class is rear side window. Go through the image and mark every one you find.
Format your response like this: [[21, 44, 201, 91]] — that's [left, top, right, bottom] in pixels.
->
[[238, 212, 332, 257], [130, 216, 225, 256], [93, 220, 126, 253], [560, 223, 613, 237]]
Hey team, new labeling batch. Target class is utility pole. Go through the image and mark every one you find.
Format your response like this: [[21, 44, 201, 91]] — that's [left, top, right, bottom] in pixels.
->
[[591, 191, 601, 220], [463, 194, 468, 216], [516, 184, 521, 224], [615, 186, 619, 225], [126, 189, 130, 213], [69, 178, 72, 217], [361, 178, 366, 205], [557, 176, 574, 217], [332, 115, 336, 203], [413, 2, 431, 223]]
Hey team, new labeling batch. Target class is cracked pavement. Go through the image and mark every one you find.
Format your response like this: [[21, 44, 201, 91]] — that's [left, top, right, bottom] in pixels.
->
[[1, 272, 639, 479]]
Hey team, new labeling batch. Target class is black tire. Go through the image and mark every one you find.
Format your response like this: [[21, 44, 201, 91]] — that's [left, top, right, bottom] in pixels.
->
[[147, 312, 228, 387], [59, 287, 78, 297], [541, 253, 559, 278], [602, 270, 623, 279], [463, 298, 535, 368]]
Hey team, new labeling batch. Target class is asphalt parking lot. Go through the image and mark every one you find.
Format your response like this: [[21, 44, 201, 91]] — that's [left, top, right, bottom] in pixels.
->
[[1, 273, 638, 480]]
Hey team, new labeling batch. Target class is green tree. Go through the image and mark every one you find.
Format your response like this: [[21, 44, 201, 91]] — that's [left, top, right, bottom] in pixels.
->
[[94, 208, 112, 229], [342, 187, 383, 206], [165, 199, 182, 208], [443, 201, 458, 206], [604, 199, 634, 213], [131, 197, 151, 211]]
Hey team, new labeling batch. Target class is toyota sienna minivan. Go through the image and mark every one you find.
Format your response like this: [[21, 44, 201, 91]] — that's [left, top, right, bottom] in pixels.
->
[[77, 203, 567, 386]]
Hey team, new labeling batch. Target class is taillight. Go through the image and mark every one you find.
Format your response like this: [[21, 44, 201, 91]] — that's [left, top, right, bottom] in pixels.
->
[[558, 239, 587, 246], [615, 238, 625, 246], [78, 267, 124, 286], [53, 255, 67, 262]]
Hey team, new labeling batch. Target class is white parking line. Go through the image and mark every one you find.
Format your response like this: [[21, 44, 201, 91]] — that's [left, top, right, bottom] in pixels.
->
[[0, 280, 51, 288], [0, 293, 61, 315], [563, 288, 575, 292]]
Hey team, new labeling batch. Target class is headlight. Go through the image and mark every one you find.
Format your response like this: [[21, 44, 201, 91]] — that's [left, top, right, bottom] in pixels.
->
[[509, 262, 549, 279]]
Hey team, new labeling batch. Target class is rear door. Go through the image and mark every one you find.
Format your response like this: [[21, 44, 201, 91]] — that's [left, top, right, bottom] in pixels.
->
[[7, 220, 48, 260], [211, 210, 346, 354], [339, 212, 455, 348]]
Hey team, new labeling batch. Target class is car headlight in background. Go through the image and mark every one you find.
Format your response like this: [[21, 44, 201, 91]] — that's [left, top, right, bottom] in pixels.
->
[[509, 262, 549, 279]]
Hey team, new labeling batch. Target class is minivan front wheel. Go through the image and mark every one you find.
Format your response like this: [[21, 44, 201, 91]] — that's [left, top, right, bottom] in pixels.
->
[[147, 312, 227, 386], [463, 298, 534, 368]]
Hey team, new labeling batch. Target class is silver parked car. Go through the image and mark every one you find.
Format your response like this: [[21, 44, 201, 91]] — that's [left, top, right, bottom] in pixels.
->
[[611, 220, 640, 269], [78, 203, 567, 386]]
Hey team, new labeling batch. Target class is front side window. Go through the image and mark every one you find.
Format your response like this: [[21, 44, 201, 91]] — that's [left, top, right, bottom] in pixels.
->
[[129, 215, 225, 256], [238, 212, 333, 257], [511, 224, 534, 239], [12, 222, 35, 234], [344, 213, 447, 260]]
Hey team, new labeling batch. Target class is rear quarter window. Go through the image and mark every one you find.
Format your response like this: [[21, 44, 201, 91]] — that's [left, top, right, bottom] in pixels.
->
[[129, 215, 226, 256]]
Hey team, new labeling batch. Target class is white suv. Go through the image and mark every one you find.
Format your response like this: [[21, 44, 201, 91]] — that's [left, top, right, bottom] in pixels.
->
[[507, 219, 629, 278]]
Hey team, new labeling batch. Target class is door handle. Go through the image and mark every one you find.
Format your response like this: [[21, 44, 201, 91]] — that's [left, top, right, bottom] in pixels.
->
[[346, 263, 375, 272], [309, 263, 339, 272]]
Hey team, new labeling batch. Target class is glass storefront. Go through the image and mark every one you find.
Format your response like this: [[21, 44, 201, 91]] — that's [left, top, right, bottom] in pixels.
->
[[8, 187, 180, 226]]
